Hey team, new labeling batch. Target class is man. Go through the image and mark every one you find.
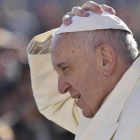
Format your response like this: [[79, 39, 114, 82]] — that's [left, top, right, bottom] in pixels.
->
[[27, 1, 140, 140]]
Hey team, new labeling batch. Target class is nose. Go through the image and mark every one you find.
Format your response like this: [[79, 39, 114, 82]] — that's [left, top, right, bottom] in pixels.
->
[[58, 77, 71, 94]]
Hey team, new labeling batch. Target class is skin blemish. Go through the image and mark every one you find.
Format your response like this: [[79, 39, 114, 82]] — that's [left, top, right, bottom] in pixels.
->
[[72, 50, 74, 53]]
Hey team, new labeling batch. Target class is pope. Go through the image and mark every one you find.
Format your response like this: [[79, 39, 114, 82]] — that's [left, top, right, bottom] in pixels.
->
[[27, 1, 140, 140]]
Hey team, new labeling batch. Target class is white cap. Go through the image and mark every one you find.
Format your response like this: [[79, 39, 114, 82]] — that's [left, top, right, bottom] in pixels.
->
[[54, 11, 132, 35]]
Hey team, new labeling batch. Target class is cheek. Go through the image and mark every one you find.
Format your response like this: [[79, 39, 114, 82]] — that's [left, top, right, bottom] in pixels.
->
[[67, 64, 101, 95], [78, 68, 101, 101]]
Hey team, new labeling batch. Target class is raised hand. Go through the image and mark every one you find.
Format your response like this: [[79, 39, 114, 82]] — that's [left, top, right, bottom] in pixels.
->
[[63, 1, 116, 26]]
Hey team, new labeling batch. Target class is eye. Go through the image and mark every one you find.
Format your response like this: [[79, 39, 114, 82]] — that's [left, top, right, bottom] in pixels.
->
[[62, 67, 69, 71]]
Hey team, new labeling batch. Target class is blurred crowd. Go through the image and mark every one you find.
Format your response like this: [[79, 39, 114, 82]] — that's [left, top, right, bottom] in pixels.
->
[[0, 0, 140, 140]]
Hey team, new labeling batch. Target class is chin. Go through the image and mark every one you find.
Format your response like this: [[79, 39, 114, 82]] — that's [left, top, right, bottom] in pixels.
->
[[82, 110, 94, 118]]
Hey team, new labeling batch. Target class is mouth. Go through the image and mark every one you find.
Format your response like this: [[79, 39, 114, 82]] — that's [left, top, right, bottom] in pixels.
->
[[71, 94, 81, 106], [75, 95, 81, 106], [75, 95, 81, 99], [71, 94, 81, 99]]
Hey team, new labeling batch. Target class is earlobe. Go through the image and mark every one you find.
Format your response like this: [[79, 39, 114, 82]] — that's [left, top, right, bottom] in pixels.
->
[[99, 44, 116, 76]]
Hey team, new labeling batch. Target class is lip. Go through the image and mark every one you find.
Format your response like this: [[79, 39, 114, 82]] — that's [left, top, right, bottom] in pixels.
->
[[71, 94, 81, 99], [75, 96, 81, 107]]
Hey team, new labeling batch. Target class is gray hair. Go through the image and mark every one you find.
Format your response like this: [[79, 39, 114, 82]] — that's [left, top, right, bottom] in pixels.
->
[[52, 29, 139, 64]]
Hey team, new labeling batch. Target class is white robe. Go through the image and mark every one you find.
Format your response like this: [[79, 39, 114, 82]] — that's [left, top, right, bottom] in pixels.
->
[[27, 30, 140, 140]]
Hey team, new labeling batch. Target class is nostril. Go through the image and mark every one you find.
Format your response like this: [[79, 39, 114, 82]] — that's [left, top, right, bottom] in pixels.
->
[[64, 88, 69, 93], [58, 81, 71, 94], [58, 77, 71, 94]]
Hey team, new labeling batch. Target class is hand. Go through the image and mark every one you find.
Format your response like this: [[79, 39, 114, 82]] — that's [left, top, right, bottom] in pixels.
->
[[63, 1, 116, 26]]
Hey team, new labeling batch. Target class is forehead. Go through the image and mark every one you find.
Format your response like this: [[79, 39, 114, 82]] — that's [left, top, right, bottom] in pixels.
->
[[51, 33, 75, 51], [51, 33, 79, 55], [50, 33, 87, 67]]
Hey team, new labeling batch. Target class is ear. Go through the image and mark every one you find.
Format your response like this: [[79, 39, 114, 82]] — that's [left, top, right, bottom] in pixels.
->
[[98, 44, 116, 75]]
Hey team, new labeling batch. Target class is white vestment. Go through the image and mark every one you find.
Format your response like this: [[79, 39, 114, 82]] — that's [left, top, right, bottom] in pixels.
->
[[27, 29, 140, 140]]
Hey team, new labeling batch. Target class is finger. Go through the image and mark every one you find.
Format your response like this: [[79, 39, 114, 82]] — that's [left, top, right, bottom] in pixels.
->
[[63, 7, 89, 26], [101, 4, 116, 15], [63, 13, 73, 26], [81, 1, 103, 14], [72, 6, 89, 17]]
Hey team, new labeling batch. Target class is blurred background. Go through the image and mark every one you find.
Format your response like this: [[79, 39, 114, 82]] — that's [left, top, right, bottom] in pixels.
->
[[0, 0, 139, 140]]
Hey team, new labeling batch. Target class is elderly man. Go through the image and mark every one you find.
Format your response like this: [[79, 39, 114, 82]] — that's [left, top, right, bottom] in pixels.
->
[[28, 1, 140, 140]]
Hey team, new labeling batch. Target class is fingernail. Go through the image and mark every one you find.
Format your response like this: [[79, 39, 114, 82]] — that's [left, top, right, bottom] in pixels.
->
[[111, 9, 116, 15], [100, 8, 103, 12], [84, 12, 89, 16], [65, 21, 70, 26], [97, 11, 102, 14], [97, 10, 103, 14]]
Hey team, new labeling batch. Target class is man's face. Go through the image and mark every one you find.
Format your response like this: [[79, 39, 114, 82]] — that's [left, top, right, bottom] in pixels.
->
[[51, 34, 105, 118]]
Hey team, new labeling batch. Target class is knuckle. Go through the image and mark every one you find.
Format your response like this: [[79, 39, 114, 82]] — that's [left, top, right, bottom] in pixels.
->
[[79, 8, 85, 12], [84, 1, 92, 5], [64, 15, 69, 19], [63, 15, 71, 22], [94, 5, 101, 10], [94, 4, 100, 8], [71, 6, 77, 14], [73, 7, 84, 15], [88, 1, 94, 3], [108, 7, 113, 11], [75, 6, 82, 12], [101, 4, 106, 7], [76, 6, 81, 9], [110, 7, 114, 11], [101, 4, 112, 10], [87, 1, 94, 6]]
